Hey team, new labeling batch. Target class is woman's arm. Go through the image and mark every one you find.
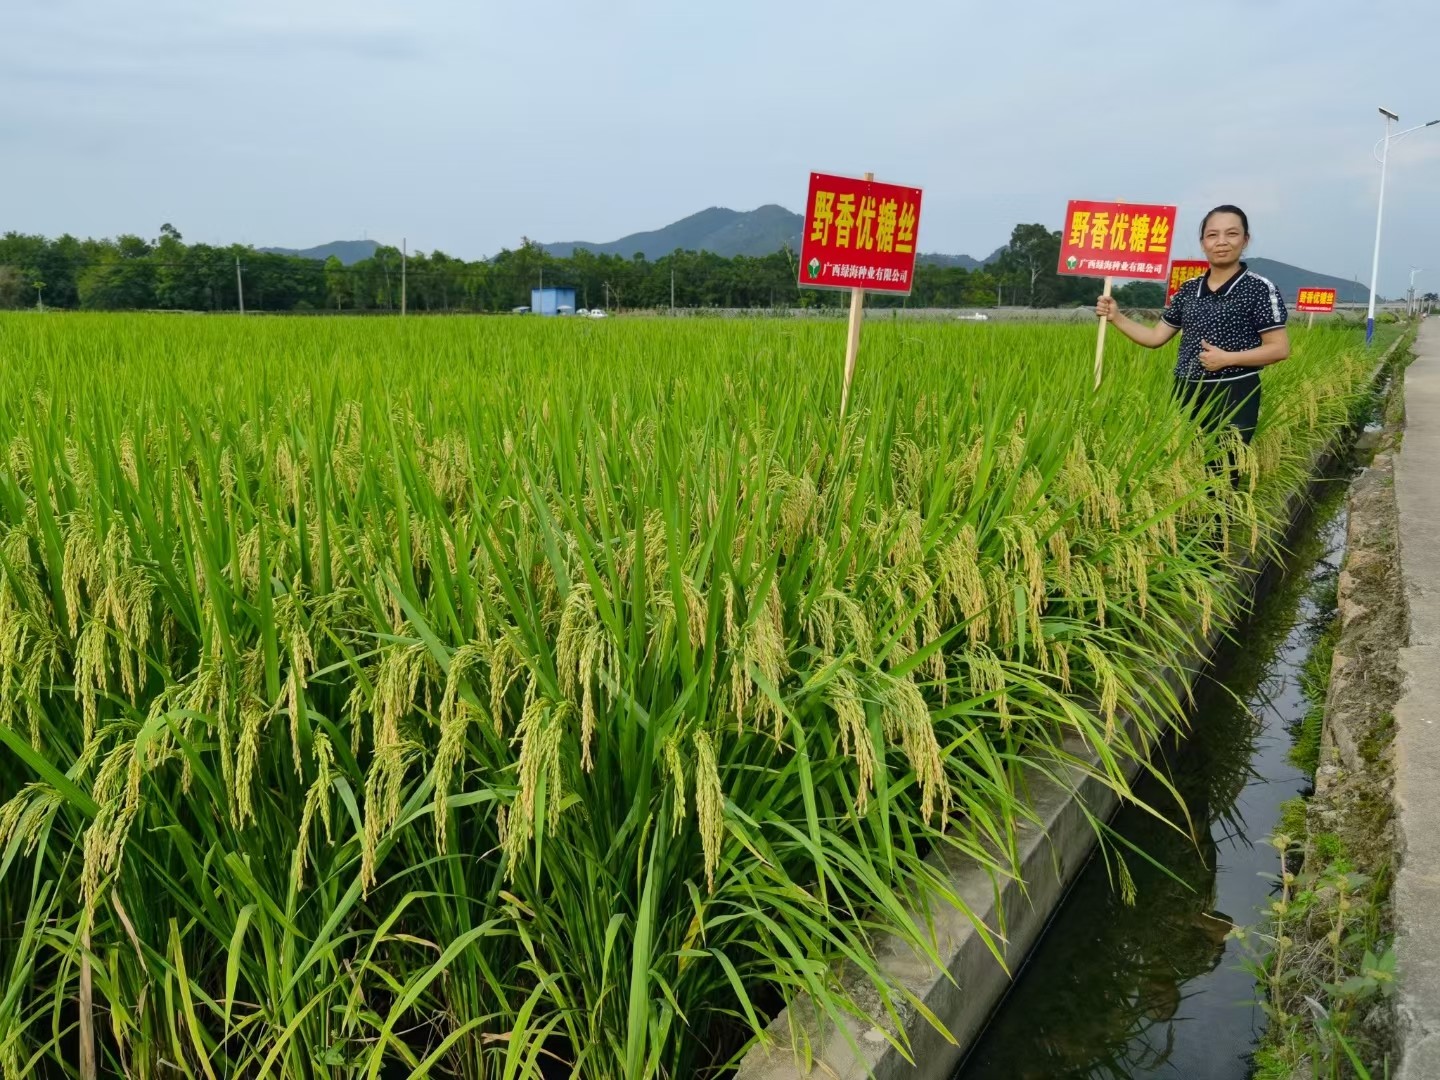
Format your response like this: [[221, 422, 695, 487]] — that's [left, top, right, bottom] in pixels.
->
[[1095, 295, 1180, 350], [1198, 328, 1291, 371]]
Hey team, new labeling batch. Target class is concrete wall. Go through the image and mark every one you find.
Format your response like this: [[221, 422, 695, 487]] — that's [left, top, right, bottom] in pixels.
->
[[531, 287, 576, 315]]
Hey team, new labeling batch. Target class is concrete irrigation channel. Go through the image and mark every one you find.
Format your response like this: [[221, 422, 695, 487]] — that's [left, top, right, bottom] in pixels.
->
[[958, 454, 1353, 1079], [735, 337, 1410, 1080]]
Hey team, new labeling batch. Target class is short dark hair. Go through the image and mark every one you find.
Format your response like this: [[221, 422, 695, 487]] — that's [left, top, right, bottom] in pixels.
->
[[1200, 205, 1249, 240]]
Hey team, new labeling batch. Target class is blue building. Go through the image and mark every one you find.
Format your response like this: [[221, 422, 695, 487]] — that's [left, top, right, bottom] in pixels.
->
[[531, 287, 576, 316]]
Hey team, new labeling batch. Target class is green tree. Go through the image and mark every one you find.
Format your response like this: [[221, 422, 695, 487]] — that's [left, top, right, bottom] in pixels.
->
[[154, 224, 194, 309], [77, 235, 156, 310], [0, 223, 1179, 315], [998, 224, 1060, 305], [324, 256, 348, 311], [0, 232, 91, 308], [1114, 281, 1166, 307], [0, 265, 26, 308], [490, 239, 551, 310]]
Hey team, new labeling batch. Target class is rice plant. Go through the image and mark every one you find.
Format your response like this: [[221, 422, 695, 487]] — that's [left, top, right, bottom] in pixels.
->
[[0, 314, 1373, 1078]]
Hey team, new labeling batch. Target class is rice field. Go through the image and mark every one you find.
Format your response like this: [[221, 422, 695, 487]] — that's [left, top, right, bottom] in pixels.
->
[[0, 313, 1376, 1078]]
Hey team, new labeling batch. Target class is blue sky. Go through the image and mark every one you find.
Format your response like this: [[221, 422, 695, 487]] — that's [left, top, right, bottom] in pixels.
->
[[3, 0, 1436, 296]]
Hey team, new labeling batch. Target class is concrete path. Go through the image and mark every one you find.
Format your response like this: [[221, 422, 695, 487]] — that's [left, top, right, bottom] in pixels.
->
[[1396, 320, 1440, 1080]]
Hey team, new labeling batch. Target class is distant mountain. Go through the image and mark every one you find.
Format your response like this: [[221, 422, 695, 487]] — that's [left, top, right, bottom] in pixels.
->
[[543, 205, 999, 267], [545, 206, 802, 260], [258, 240, 379, 265], [919, 247, 1007, 270], [1244, 258, 1369, 305]]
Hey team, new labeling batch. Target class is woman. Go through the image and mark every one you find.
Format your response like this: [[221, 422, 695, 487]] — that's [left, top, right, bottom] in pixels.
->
[[1096, 205, 1290, 447]]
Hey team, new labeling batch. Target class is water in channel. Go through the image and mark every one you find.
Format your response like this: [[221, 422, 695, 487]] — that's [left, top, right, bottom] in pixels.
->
[[955, 486, 1348, 1080]]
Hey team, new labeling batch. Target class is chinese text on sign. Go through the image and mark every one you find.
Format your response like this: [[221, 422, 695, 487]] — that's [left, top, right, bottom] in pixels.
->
[[1295, 288, 1337, 313], [1166, 260, 1209, 304], [799, 173, 923, 295], [1057, 200, 1179, 282]]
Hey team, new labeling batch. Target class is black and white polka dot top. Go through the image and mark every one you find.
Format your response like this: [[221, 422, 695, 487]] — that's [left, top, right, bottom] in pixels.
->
[[1161, 263, 1288, 382]]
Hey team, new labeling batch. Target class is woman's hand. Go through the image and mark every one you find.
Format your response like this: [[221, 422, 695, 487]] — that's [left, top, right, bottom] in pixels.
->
[[1198, 340, 1235, 372], [1095, 296, 1119, 320]]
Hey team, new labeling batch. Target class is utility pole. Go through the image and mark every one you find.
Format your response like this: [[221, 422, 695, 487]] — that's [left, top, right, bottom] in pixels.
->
[[1366, 109, 1440, 343], [670, 266, 675, 314], [604, 281, 609, 310], [401, 238, 407, 316], [236, 256, 245, 314]]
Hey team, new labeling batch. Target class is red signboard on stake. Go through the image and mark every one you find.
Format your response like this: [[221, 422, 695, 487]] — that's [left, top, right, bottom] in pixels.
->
[[799, 172, 923, 295], [1057, 200, 1178, 281], [1166, 260, 1209, 304], [1295, 287, 1337, 313]]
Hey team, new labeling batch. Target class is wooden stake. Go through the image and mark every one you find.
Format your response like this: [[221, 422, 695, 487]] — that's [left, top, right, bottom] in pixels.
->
[[839, 171, 874, 420], [1093, 275, 1113, 390], [80, 922, 95, 1080], [840, 283, 865, 418]]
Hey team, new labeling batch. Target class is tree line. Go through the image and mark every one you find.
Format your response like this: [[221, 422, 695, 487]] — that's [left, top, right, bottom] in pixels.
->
[[0, 223, 1166, 314]]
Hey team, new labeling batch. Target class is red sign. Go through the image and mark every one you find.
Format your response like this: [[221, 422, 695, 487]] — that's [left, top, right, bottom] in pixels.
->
[[1296, 287, 1337, 313], [799, 172, 923, 294], [1057, 200, 1178, 281], [1167, 260, 1209, 304]]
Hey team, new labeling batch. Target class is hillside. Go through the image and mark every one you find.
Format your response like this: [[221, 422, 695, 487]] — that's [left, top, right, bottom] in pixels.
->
[[544, 205, 802, 260], [919, 248, 1007, 270], [1245, 257, 1369, 305], [544, 205, 1001, 267], [258, 239, 380, 265]]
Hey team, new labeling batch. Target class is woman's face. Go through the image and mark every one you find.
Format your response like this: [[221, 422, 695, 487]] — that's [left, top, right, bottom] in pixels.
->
[[1201, 214, 1248, 266]]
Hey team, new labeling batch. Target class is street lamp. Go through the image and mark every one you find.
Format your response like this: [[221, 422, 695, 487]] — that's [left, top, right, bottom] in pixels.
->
[[1366, 107, 1440, 345], [1409, 267, 1425, 317]]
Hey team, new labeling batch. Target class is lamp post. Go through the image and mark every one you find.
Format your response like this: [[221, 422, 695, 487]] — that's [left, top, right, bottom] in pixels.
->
[[1366, 108, 1440, 345], [1409, 267, 1425, 317]]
